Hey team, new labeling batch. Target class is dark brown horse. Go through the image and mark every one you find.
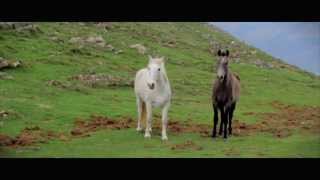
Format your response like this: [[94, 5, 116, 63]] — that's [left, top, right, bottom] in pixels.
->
[[212, 49, 240, 140]]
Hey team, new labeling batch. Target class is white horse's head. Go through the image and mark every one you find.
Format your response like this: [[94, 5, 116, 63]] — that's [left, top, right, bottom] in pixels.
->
[[146, 55, 165, 90]]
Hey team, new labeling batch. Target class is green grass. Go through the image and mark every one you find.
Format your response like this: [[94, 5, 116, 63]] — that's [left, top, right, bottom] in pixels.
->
[[0, 22, 319, 157]]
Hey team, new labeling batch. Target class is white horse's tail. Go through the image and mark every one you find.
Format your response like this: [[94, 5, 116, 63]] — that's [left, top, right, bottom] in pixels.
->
[[141, 101, 146, 127]]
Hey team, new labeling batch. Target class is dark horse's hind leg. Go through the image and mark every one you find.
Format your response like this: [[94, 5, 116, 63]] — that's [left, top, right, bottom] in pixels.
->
[[228, 103, 236, 135], [223, 107, 229, 139], [212, 105, 218, 138], [218, 108, 224, 135]]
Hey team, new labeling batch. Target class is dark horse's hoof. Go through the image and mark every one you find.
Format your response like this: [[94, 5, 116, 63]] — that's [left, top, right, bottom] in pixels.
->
[[223, 137, 228, 142]]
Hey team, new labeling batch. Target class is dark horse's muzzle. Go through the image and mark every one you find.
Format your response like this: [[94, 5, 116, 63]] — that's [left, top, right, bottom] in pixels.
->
[[217, 75, 225, 82]]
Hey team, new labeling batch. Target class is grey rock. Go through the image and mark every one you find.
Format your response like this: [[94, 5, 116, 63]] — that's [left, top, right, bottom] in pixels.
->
[[129, 44, 147, 55], [254, 59, 273, 69]]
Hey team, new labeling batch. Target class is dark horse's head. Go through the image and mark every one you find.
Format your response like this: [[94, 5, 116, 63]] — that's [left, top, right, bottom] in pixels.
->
[[216, 49, 230, 82]]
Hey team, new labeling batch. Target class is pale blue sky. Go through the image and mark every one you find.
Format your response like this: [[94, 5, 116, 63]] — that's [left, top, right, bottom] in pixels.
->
[[211, 22, 320, 75]]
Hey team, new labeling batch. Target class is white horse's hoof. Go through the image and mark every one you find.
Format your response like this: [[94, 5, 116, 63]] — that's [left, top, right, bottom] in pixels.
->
[[144, 133, 151, 138], [161, 136, 168, 141], [136, 127, 142, 131]]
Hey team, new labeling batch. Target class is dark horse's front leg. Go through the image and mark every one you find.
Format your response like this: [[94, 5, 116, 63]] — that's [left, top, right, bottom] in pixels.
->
[[219, 108, 223, 136], [212, 105, 218, 138]]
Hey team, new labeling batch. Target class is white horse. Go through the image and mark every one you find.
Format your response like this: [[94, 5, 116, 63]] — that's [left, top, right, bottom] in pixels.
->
[[134, 56, 172, 140]]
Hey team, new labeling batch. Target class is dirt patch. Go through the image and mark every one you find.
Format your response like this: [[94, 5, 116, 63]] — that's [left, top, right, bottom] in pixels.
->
[[167, 121, 211, 137], [234, 101, 320, 138], [71, 116, 135, 137], [69, 74, 133, 88], [0, 126, 69, 148], [70, 115, 212, 138], [0, 134, 14, 146], [170, 140, 202, 151]]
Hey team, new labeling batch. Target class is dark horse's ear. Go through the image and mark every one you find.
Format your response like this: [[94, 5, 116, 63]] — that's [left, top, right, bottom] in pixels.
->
[[217, 49, 222, 56], [225, 50, 229, 57]]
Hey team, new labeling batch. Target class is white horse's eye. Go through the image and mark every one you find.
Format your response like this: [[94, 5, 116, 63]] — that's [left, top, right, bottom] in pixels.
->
[[158, 68, 161, 71]]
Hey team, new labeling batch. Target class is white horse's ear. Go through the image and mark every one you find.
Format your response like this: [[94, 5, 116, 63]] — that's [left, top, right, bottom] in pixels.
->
[[160, 56, 166, 63], [148, 55, 153, 64]]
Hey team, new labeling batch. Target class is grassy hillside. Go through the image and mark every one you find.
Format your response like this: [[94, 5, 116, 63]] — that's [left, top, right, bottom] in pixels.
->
[[0, 22, 319, 157]]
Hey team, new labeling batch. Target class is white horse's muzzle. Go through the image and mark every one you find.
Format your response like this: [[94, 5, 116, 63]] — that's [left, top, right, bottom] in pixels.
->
[[147, 82, 155, 90]]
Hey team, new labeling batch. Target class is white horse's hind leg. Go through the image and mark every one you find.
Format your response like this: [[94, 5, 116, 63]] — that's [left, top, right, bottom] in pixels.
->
[[144, 102, 152, 138], [136, 97, 143, 132], [161, 102, 170, 140]]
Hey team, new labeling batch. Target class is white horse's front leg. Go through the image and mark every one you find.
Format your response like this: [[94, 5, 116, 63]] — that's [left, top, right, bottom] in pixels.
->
[[144, 102, 152, 138], [136, 97, 142, 132], [161, 102, 170, 140]]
